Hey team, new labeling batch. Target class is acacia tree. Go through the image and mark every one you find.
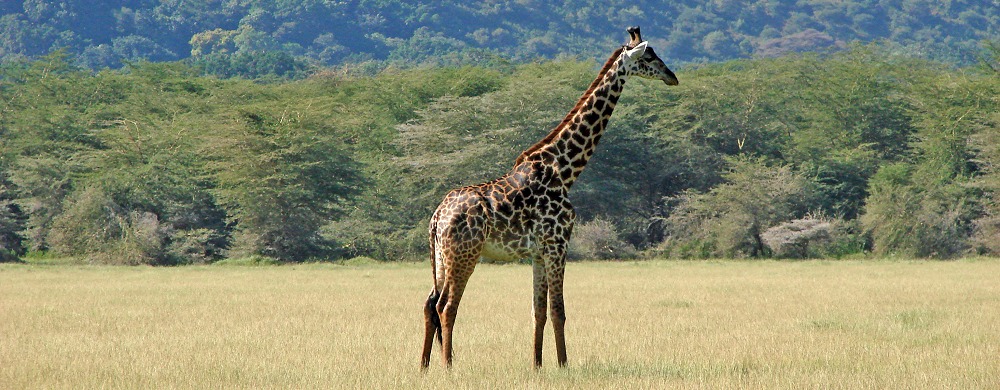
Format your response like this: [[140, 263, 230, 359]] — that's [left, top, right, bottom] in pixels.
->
[[861, 60, 995, 258], [0, 171, 26, 262], [661, 157, 817, 258], [206, 107, 362, 261], [785, 49, 918, 219]]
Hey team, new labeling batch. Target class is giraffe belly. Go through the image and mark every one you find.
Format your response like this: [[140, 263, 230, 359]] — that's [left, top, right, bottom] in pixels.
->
[[481, 238, 534, 262]]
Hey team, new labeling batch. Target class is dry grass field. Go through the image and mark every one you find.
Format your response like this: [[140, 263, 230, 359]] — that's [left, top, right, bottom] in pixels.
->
[[2, 259, 999, 389]]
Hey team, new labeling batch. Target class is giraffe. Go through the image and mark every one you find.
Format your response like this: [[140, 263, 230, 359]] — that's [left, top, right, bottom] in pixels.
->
[[420, 26, 678, 369]]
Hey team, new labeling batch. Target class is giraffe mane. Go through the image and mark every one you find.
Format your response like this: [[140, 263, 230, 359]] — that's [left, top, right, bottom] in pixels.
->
[[514, 46, 626, 166]]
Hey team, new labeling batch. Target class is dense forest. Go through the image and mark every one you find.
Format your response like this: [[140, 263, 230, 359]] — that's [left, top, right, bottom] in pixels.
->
[[1, 1, 999, 263], [1, 42, 998, 264], [1, 0, 998, 75]]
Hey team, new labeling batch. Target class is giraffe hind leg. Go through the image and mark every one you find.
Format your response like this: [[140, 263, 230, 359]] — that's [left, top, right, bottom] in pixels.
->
[[437, 276, 468, 368], [425, 192, 486, 368], [436, 249, 479, 368]]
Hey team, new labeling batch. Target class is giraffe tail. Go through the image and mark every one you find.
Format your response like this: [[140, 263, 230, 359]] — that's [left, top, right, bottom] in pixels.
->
[[428, 217, 442, 345], [426, 289, 442, 344], [422, 219, 443, 369], [422, 287, 442, 369]]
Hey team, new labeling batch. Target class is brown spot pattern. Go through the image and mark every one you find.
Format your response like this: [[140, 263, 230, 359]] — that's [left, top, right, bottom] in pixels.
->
[[421, 27, 678, 370]]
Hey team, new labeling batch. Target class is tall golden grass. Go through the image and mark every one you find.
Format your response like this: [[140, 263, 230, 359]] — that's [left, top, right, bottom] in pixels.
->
[[2, 259, 998, 389]]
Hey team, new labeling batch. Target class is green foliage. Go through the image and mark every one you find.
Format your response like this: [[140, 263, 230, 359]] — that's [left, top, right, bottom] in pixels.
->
[[2, 42, 999, 264], [48, 186, 167, 265], [205, 106, 362, 262], [568, 218, 637, 261], [861, 164, 976, 258], [858, 55, 999, 258], [970, 82, 1000, 254], [0, 170, 26, 261], [660, 157, 817, 258], [188, 51, 313, 80]]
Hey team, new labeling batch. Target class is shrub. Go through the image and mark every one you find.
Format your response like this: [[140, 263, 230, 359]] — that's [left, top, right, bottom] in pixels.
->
[[48, 187, 168, 265], [104, 211, 165, 266], [815, 219, 869, 259], [659, 158, 817, 258], [0, 198, 26, 261], [568, 218, 636, 260], [340, 256, 379, 266], [861, 164, 976, 258], [762, 217, 832, 258], [166, 228, 227, 264], [0, 249, 20, 263], [972, 212, 1000, 255]]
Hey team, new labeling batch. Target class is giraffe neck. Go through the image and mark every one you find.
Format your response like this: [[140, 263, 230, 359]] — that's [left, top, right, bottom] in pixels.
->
[[515, 47, 629, 190]]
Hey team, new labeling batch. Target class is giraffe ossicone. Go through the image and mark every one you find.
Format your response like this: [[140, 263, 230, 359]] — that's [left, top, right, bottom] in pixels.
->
[[420, 26, 678, 370]]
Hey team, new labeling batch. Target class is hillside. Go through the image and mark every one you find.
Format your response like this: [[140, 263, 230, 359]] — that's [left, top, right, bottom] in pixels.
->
[[1, 0, 997, 74]]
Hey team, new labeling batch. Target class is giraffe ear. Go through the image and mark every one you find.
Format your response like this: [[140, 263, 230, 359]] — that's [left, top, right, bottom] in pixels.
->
[[625, 41, 647, 61]]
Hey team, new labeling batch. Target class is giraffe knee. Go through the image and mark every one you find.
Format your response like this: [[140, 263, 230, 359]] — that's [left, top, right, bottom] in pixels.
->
[[550, 305, 566, 324], [533, 307, 547, 323]]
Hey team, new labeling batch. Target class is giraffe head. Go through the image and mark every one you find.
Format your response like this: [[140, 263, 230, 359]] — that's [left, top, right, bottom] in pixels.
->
[[622, 26, 679, 86]]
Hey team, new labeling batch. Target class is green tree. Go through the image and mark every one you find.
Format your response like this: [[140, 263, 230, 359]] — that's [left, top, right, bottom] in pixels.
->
[[206, 108, 362, 261], [386, 61, 587, 256], [861, 164, 976, 258], [662, 157, 817, 258], [0, 170, 26, 262], [859, 60, 993, 258], [785, 49, 918, 219]]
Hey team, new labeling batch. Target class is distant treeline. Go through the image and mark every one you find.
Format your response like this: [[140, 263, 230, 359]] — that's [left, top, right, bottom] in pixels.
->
[[1, 43, 999, 264], [0, 0, 998, 77]]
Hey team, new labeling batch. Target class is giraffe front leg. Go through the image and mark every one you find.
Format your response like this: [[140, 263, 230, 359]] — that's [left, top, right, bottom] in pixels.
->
[[544, 209, 572, 368], [549, 268, 568, 367], [532, 258, 548, 368]]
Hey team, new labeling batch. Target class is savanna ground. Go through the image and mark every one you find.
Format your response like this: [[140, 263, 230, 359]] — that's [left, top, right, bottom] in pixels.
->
[[1, 259, 998, 389]]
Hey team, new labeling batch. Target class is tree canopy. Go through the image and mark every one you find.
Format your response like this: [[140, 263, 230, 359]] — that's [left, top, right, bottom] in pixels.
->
[[2, 42, 998, 263]]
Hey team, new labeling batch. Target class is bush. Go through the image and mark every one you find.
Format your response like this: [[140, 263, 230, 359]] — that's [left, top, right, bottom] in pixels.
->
[[861, 164, 976, 258], [972, 213, 1000, 255], [212, 255, 282, 266], [0, 249, 20, 263], [568, 218, 636, 260], [0, 198, 26, 261], [321, 219, 425, 261], [340, 256, 379, 266], [48, 187, 168, 265], [166, 228, 227, 264], [104, 211, 165, 266], [659, 158, 817, 258], [815, 219, 868, 258], [762, 217, 832, 258]]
